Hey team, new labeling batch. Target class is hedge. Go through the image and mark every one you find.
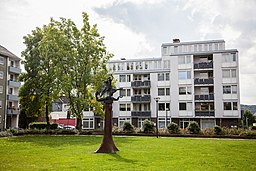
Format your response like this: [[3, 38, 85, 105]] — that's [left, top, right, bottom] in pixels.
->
[[29, 122, 58, 129]]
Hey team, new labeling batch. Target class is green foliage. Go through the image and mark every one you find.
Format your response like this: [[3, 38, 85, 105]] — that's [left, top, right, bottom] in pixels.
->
[[214, 125, 222, 135], [0, 131, 12, 137], [244, 109, 254, 127], [29, 122, 58, 129], [122, 122, 134, 133], [187, 121, 200, 134], [167, 122, 180, 134], [142, 119, 154, 133], [251, 126, 256, 130]]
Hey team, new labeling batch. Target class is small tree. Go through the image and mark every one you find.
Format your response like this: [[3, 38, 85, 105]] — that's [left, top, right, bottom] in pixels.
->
[[143, 119, 154, 133], [243, 109, 254, 128], [187, 121, 200, 134], [123, 122, 134, 133], [214, 125, 222, 135], [167, 122, 180, 134]]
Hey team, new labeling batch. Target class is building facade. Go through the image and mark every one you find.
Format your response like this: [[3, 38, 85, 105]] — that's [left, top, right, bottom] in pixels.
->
[[0, 45, 21, 130], [107, 39, 240, 129]]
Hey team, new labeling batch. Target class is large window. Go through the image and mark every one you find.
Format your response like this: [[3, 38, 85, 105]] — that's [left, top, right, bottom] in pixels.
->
[[179, 102, 192, 111], [158, 103, 170, 111], [179, 86, 191, 95], [158, 88, 170, 96], [222, 53, 237, 63], [224, 102, 238, 110], [0, 57, 4, 65], [180, 119, 190, 129], [138, 118, 150, 128], [119, 118, 131, 128], [83, 118, 94, 129], [222, 69, 236, 78], [119, 103, 131, 111], [119, 74, 131, 82], [178, 56, 191, 64], [0, 71, 3, 79], [158, 73, 170, 81], [178, 71, 191, 80], [120, 88, 131, 97], [223, 85, 237, 94]]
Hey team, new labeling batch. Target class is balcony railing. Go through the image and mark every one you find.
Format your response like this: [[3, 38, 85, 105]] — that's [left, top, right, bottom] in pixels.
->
[[8, 66, 21, 74], [195, 110, 215, 117], [131, 111, 151, 117], [194, 78, 214, 85], [195, 94, 214, 101], [131, 95, 151, 103], [194, 61, 213, 69], [7, 94, 19, 101], [8, 80, 21, 87], [131, 80, 151, 88], [7, 108, 20, 115]]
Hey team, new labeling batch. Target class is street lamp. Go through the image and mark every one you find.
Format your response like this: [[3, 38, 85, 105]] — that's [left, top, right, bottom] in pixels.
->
[[154, 97, 160, 138]]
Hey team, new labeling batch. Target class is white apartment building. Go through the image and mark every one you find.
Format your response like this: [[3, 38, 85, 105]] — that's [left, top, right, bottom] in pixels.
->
[[0, 45, 21, 130], [107, 39, 240, 129]]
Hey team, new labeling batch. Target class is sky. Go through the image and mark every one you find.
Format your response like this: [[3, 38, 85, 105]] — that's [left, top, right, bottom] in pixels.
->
[[0, 0, 255, 105]]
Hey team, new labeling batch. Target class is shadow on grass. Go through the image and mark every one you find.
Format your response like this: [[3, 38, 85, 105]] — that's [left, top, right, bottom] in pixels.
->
[[108, 153, 137, 164]]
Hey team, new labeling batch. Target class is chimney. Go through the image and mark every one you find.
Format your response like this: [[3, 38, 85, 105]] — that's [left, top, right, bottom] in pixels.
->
[[173, 38, 180, 43]]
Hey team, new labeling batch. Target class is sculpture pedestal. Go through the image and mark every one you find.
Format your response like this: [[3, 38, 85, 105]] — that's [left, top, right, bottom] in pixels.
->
[[95, 103, 118, 153]]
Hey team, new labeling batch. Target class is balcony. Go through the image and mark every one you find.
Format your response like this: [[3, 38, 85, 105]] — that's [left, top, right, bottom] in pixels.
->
[[131, 80, 151, 88], [7, 108, 20, 115], [194, 78, 214, 85], [194, 61, 213, 69], [8, 66, 21, 74], [195, 110, 215, 117], [8, 80, 21, 87], [195, 94, 214, 101], [131, 111, 151, 117], [7, 94, 19, 101], [131, 95, 151, 103]]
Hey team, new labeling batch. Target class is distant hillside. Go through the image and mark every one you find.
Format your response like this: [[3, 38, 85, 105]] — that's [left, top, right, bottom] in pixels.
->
[[241, 104, 256, 114]]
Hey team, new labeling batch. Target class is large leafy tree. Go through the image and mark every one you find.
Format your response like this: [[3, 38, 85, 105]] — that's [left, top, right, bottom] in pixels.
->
[[20, 12, 112, 131]]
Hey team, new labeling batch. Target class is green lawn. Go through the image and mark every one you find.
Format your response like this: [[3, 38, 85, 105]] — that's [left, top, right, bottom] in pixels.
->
[[0, 136, 255, 171]]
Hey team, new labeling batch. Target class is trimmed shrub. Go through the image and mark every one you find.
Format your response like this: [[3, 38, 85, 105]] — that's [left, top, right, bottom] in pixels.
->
[[143, 119, 154, 133], [167, 122, 180, 134], [0, 131, 12, 137], [56, 129, 78, 135], [122, 122, 134, 133], [29, 122, 58, 129], [214, 125, 222, 135], [201, 128, 215, 135], [187, 121, 200, 134]]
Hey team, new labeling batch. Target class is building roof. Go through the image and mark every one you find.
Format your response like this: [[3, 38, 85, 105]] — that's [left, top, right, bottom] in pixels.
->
[[0, 45, 21, 60], [162, 39, 225, 46], [55, 96, 70, 104]]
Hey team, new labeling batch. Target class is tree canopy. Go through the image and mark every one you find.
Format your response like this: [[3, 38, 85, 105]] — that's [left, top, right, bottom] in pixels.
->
[[19, 12, 112, 130]]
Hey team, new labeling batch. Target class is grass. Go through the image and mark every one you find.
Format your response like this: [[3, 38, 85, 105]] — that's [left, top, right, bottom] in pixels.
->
[[0, 136, 255, 171]]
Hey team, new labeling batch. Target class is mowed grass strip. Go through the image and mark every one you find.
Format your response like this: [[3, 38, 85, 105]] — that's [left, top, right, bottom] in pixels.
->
[[0, 136, 255, 171]]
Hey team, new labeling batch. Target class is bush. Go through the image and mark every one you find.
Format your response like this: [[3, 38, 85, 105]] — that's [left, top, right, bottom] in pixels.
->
[[201, 128, 215, 135], [56, 129, 78, 135], [187, 121, 200, 134], [251, 126, 256, 130], [0, 131, 12, 137], [29, 122, 58, 129], [122, 122, 134, 133], [143, 119, 154, 133], [167, 122, 179, 134], [214, 125, 222, 135]]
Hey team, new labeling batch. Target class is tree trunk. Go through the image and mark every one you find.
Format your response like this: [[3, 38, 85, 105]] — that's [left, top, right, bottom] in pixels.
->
[[45, 102, 50, 130], [95, 103, 118, 153], [76, 114, 82, 132]]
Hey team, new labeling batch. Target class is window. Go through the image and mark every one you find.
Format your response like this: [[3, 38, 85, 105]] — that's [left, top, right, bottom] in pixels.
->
[[222, 69, 236, 78], [119, 75, 131, 82], [120, 89, 131, 96], [0, 71, 3, 79], [158, 73, 164, 81], [223, 85, 237, 94], [159, 102, 170, 111], [119, 118, 131, 128], [180, 119, 190, 129], [179, 102, 192, 111], [158, 88, 165, 96], [158, 88, 170, 96], [158, 118, 167, 128], [224, 102, 238, 110], [138, 118, 149, 128], [119, 103, 131, 111], [166, 73, 170, 81], [0, 100, 2, 108], [158, 73, 170, 81], [178, 71, 191, 80], [83, 118, 94, 129], [0, 86, 3, 94], [178, 56, 191, 64], [162, 47, 167, 55], [0, 57, 4, 65], [163, 60, 170, 69], [179, 86, 191, 95], [222, 53, 237, 63]]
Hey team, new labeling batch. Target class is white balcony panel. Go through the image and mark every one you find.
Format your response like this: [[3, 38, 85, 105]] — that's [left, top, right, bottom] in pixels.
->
[[223, 110, 239, 117], [179, 111, 193, 117]]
